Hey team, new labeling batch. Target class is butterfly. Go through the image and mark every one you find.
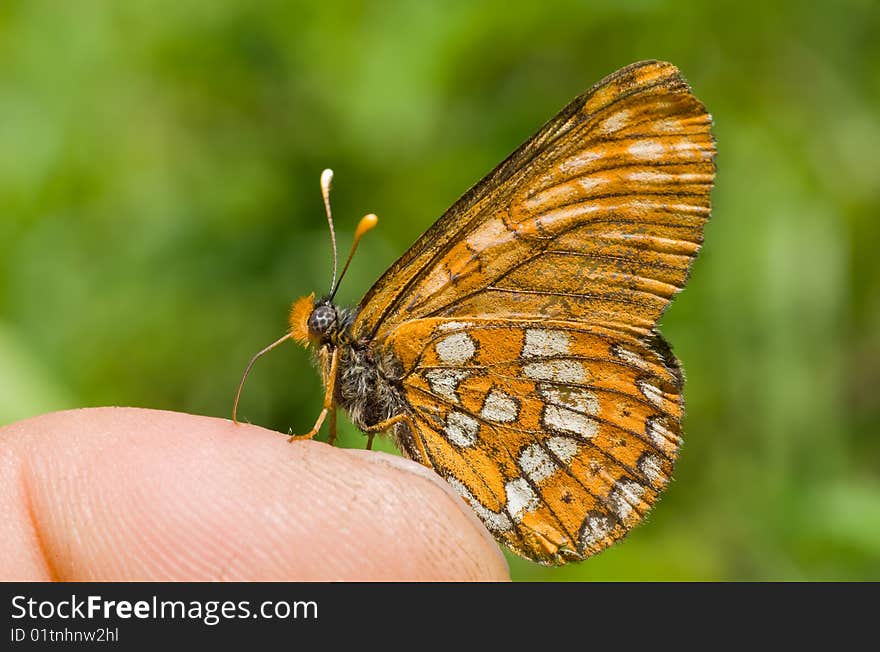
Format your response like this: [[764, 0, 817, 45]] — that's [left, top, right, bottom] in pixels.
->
[[233, 60, 715, 565]]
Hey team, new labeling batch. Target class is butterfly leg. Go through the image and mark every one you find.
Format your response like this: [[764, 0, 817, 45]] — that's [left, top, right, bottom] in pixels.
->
[[288, 347, 339, 443], [327, 407, 338, 447], [360, 413, 431, 465]]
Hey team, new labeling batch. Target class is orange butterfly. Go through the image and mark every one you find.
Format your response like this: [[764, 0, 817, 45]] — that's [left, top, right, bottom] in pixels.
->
[[234, 60, 715, 565]]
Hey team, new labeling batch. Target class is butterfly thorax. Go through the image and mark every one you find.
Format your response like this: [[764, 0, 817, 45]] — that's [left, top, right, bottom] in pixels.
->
[[291, 294, 413, 450], [332, 331, 407, 427]]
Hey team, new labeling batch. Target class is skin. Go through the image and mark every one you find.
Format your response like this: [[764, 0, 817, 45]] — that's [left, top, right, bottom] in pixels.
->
[[0, 407, 510, 581]]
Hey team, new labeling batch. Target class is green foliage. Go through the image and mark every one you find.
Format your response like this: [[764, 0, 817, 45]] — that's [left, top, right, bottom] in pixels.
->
[[1, 0, 878, 580]]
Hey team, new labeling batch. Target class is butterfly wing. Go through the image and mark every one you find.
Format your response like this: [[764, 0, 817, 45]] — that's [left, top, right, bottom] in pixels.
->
[[354, 60, 715, 342], [352, 60, 714, 563], [381, 318, 683, 564]]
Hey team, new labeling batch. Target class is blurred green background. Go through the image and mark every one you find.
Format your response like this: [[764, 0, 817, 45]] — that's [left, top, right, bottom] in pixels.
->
[[1, 0, 878, 580]]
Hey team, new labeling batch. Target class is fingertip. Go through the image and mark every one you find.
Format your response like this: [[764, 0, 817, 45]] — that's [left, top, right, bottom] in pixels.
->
[[344, 448, 510, 580], [1, 408, 510, 581]]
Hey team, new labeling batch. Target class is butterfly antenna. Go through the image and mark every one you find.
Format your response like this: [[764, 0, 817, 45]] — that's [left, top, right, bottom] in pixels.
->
[[232, 332, 293, 424], [321, 169, 338, 293], [330, 213, 379, 300]]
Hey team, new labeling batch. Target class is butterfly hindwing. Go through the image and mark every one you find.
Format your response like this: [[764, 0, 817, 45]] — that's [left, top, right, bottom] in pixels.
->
[[381, 318, 683, 564]]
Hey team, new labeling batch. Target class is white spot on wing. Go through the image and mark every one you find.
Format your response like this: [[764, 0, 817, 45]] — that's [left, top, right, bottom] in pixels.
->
[[519, 444, 557, 483], [647, 416, 680, 451], [637, 379, 666, 408], [611, 344, 650, 370], [599, 109, 630, 134], [629, 170, 712, 185], [580, 514, 612, 549], [655, 118, 680, 133], [466, 218, 515, 251], [627, 170, 672, 184], [639, 454, 664, 488], [546, 436, 578, 463], [435, 332, 476, 364], [480, 389, 518, 423], [670, 140, 705, 156], [446, 477, 512, 533], [445, 411, 479, 447], [577, 176, 605, 193], [523, 360, 585, 383], [539, 385, 599, 416], [522, 329, 570, 358], [505, 478, 539, 522], [627, 140, 665, 160], [437, 321, 473, 332], [559, 149, 601, 174], [608, 480, 646, 521], [543, 405, 598, 439], [424, 369, 469, 403], [420, 266, 450, 298]]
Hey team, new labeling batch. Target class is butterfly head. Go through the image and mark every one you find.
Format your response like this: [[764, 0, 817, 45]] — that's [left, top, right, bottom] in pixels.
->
[[232, 170, 378, 423], [290, 293, 341, 347], [308, 302, 337, 338]]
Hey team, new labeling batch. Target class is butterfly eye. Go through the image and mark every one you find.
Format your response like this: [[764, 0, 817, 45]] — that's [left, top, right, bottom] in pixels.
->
[[307, 305, 337, 338]]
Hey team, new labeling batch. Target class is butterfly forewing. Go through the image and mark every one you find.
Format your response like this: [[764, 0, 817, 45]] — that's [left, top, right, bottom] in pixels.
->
[[347, 60, 713, 564], [355, 60, 714, 341]]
